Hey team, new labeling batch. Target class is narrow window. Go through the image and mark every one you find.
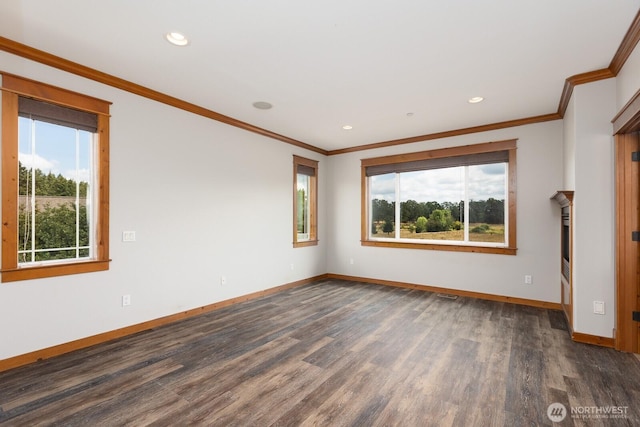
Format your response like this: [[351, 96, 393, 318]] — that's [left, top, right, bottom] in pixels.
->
[[2, 74, 110, 282], [293, 155, 318, 247], [18, 98, 96, 263], [361, 140, 516, 255]]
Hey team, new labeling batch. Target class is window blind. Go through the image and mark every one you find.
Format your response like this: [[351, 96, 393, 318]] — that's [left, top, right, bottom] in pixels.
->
[[18, 97, 98, 133], [297, 164, 316, 176], [365, 150, 508, 177]]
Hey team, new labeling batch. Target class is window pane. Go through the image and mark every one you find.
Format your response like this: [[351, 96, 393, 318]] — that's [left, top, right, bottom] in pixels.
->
[[399, 167, 464, 241], [361, 140, 516, 254], [297, 173, 310, 240], [467, 163, 506, 244], [370, 173, 395, 236], [18, 118, 94, 264]]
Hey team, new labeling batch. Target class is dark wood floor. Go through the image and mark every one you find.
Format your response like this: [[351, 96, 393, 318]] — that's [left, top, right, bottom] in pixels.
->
[[1, 279, 639, 426]]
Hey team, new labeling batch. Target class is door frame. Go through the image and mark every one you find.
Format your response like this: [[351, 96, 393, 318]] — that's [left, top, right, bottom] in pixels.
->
[[614, 88, 640, 353]]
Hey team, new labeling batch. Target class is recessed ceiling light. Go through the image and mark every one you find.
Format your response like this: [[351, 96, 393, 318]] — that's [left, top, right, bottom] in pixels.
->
[[165, 32, 189, 46], [252, 101, 273, 110], [342, 125, 353, 130], [468, 96, 484, 104]]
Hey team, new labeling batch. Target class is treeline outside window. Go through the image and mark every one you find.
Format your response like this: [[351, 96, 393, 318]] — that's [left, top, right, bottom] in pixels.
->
[[361, 140, 517, 254]]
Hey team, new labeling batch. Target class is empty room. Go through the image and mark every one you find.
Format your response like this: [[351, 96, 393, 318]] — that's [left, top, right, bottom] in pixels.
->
[[1, 1, 640, 425]]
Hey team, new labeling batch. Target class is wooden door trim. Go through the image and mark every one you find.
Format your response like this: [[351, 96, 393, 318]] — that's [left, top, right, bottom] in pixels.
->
[[615, 132, 640, 353], [613, 77, 640, 353]]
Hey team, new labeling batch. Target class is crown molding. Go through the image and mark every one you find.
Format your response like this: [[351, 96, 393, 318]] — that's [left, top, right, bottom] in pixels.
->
[[0, 36, 328, 156], [557, 9, 640, 118], [556, 68, 616, 118], [1, 8, 639, 156], [327, 113, 561, 155], [610, 9, 640, 75]]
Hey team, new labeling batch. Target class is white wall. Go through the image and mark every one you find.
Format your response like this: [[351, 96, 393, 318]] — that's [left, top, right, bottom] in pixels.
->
[[326, 122, 564, 303], [617, 40, 640, 110], [565, 79, 617, 338], [563, 38, 640, 338], [0, 52, 327, 360], [563, 95, 576, 190]]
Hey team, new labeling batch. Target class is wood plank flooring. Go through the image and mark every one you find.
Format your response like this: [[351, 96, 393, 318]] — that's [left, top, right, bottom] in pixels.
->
[[1, 279, 639, 426]]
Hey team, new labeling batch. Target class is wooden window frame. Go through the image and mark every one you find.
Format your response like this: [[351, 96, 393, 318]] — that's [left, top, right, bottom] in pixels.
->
[[293, 155, 318, 248], [1, 73, 110, 282], [361, 139, 517, 255]]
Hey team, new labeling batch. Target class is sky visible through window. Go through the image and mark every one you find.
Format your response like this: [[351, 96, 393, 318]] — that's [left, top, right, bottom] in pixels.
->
[[18, 118, 92, 183], [371, 163, 506, 203]]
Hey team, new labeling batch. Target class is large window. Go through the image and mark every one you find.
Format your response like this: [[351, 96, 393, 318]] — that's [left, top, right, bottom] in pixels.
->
[[2, 73, 110, 282], [361, 140, 516, 255], [293, 155, 318, 247]]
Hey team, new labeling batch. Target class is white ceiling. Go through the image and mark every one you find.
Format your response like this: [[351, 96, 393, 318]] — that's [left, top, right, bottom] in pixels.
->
[[1, 1, 639, 152]]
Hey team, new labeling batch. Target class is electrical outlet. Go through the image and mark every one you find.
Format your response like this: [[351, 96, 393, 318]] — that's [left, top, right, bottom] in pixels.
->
[[524, 275, 533, 285], [290, 263, 294, 271], [122, 294, 131, 307], [122, 231, 136, 242], [220, 276, 227, 285], [349, 258, 354, 265]]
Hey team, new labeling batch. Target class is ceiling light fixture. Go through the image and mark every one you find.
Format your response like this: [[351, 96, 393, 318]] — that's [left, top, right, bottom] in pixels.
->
[[468, 96, 484, 104], [342, 125, 353, 130], [165, 32, 189, 46], [252, 101, 273, 110]]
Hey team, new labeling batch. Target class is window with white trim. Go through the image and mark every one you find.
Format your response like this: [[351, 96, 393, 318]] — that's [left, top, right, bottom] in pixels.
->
[[361, 140, 517, 255]]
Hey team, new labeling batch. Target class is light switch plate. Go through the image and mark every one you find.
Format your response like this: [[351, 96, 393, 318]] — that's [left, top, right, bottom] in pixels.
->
[[593, 301, 605, 315]]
